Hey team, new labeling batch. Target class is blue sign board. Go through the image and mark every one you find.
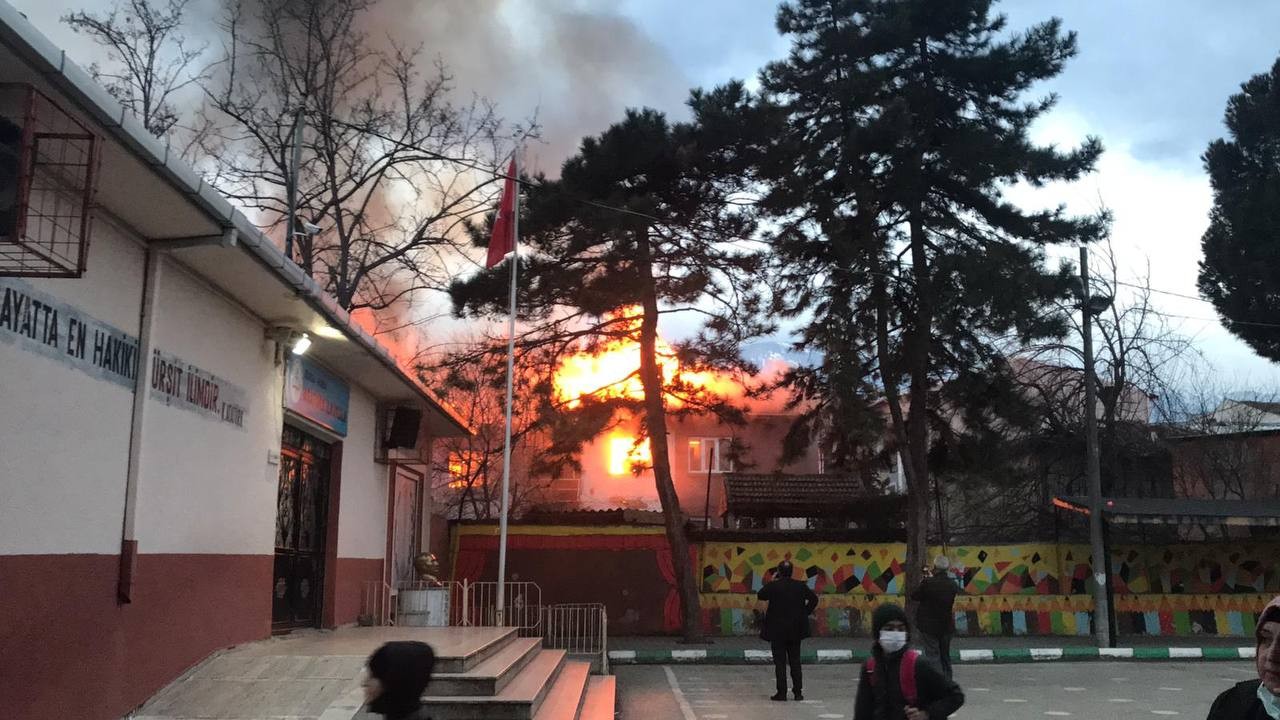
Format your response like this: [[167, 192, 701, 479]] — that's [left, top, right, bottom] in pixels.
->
[[284, 355, 350, 436]]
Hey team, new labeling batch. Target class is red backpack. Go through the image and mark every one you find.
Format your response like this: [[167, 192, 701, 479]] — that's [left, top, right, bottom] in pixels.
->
[[865, 649, 920, 706]]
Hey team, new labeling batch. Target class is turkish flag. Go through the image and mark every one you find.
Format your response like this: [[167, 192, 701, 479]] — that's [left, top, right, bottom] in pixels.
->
[[486, 159, 517, 268]]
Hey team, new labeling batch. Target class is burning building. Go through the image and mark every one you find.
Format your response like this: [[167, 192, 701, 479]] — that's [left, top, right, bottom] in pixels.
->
[[537, 310, 824, 525]]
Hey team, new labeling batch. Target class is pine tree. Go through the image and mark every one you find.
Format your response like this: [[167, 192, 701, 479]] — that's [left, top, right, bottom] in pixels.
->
[[450, 108, 768, 641], [1199, 58, 1280, 360], [702, 0, 1104, 592]]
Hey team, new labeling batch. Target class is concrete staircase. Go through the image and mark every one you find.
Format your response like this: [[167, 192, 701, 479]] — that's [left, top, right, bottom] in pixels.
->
[[131, 626, 613, 720], [361, 628, 615, 720]]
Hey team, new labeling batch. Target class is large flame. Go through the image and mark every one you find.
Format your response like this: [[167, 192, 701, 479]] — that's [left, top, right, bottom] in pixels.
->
[[553, 307, 742, 480], [552, 306, 733, 409], [608, 434, 652, 475]]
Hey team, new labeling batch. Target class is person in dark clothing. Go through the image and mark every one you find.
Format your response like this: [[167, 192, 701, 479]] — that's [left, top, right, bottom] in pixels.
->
[[363, 641, 436, 720], [758, 559, 820, 701], [910, 555, 959, 679], [855, 603, 964, 720], [1206, 595, 1280, 720]]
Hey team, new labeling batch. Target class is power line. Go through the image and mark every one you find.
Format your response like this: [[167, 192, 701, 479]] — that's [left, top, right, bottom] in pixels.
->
[[1144, 308, 1280, 331], [1112, 279, 1210, 304]]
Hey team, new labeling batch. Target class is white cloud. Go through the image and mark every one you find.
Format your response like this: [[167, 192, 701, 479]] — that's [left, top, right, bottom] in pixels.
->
[[1009, 109, 1280, 386]]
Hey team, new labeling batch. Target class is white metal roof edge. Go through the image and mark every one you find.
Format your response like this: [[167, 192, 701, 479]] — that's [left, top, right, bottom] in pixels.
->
[[0, 0, 470, 436]]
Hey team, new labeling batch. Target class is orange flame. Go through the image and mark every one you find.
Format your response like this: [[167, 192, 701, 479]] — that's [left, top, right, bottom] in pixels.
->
[[552, 306, 734, 408], [608, 434, 652, 475]]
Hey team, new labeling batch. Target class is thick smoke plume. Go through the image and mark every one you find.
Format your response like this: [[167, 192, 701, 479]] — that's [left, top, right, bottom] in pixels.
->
[[359, 0, 691, 175]]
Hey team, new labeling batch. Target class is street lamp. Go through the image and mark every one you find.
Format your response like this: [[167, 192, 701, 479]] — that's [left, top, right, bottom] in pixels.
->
[[1072, 247, 1114, 648]]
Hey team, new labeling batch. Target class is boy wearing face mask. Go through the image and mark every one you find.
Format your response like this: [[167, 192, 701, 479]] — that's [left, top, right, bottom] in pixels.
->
[[854, 604, 964, 720], [1206, 595, 1280, 720]]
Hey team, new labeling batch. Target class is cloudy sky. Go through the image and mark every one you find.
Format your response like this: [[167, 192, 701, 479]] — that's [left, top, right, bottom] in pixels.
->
[[13, 0, 1280, 387]]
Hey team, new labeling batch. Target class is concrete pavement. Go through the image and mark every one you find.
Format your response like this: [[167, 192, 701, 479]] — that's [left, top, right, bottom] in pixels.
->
[[617, 661, 1257, 719]]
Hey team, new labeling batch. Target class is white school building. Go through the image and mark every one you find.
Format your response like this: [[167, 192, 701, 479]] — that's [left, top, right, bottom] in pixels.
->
[[0, 4, 469, 718]]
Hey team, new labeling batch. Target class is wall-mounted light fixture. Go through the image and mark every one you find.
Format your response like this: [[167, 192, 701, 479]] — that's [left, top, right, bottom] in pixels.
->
[[267, 326, 312, 365]]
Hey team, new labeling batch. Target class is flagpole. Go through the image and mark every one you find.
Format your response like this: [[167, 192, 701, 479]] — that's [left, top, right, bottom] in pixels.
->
[[495, 151, 518, 627]]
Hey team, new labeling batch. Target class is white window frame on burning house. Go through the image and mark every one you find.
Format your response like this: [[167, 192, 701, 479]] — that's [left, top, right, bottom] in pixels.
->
[[688, 437, 733, 474]]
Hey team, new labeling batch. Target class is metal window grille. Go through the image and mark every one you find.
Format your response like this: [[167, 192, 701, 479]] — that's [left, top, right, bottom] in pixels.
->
[[0, 84, 98, 278]]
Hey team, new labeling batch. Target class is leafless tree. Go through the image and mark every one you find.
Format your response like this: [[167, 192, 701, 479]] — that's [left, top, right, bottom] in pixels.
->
[[421, 334, 558, 521], [1017, 239, 1201, 493], [933, 241, 1204, 543], [199, 0, 532, 314], [62, 0, 209, 144], [1164, 383, 1280, 503]]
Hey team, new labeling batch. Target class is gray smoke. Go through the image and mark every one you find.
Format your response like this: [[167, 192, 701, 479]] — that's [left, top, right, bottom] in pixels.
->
[[364, 0, 692, 175]]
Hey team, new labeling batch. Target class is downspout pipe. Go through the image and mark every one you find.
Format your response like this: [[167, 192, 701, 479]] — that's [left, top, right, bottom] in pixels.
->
[[118, 247, 162, 603]]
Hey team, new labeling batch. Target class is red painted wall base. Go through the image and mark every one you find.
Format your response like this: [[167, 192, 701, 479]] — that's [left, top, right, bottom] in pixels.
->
[[0, 551, 379, 720]]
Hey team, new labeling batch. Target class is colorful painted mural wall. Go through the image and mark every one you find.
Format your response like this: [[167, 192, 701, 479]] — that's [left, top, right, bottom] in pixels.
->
[[451, 525, 1278, 637], [700, 541, 1279, 638]]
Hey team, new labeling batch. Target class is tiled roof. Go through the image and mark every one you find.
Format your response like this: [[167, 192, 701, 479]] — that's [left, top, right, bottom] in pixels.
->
[[519, 507, 667, 525], [723, 473, 877, 518]]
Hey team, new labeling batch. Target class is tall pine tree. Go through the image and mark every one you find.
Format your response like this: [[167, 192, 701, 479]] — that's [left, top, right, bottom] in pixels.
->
[[451, 108, 767, 641], [699, 0, 1104, 592], [1199, 58, 1280, 360]]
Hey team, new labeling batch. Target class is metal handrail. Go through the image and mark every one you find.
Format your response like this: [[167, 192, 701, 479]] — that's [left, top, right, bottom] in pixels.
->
[[449, 580, 542, 634], [541, 603, 609, 673], [360, 580, 396, 626]]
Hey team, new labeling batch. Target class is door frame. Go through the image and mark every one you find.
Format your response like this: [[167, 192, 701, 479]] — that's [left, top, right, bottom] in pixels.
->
[[385, 462, 425, 590], [273, 416, 344, 632]]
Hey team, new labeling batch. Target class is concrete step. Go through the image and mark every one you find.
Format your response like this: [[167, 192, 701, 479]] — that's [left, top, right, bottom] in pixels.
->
[[429, 637, 543, 696], [434, 626, 521, 674], [531, 661, 591, 720], [422, 649, 566, 720], [579, 676, 617, 720]]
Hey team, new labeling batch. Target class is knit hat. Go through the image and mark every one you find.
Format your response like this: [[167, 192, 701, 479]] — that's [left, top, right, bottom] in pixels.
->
[[367, 641, 435, 718], [933, 555, 951, 571], [1258, 595, 1280, 643], [872, 603, 910, 636]]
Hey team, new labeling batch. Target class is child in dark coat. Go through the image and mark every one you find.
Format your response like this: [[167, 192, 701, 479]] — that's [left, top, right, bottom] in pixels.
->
[[854, 604, 964, 720]]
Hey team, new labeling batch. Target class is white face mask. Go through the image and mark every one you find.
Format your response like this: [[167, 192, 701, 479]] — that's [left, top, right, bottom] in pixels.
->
[[879, 630, 908, 654], [1259, 683, 1280, 720]]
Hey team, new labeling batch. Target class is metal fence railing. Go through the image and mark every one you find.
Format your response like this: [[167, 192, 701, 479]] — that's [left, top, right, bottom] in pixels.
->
[[360, 581, 396, 626], [449, 580, 542, 635], [542, 603, 609, 674]]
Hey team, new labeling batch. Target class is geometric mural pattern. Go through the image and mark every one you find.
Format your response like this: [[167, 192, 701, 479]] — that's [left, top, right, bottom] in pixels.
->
[[701, 541, 1280, 598], [454, 526, 1279, 638], [699, 541, 1280, 638]]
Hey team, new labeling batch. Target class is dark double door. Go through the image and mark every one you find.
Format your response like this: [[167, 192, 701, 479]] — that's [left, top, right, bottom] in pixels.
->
[[273, 425, 332, 630]]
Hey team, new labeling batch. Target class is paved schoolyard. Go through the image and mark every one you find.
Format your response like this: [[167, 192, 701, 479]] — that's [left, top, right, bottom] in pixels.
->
[[616, 661, 1257, 719]]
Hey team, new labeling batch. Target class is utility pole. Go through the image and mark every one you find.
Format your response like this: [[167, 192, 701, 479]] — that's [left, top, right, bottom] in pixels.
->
[[1080, 247, 1112, 648], [703, 442, 715, 531], [284, 108, 304, 262]]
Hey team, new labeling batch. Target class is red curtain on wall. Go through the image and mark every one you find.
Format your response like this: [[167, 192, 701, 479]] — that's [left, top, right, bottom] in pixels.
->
[[655, 546, 700, 632], [453, 548, 487, 582]]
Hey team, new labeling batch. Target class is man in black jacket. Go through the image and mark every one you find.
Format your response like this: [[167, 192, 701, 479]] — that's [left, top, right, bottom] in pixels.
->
[[758, 560, 819, 701], [910, 555, 959, 679], [1206, 595, 1280, 720]]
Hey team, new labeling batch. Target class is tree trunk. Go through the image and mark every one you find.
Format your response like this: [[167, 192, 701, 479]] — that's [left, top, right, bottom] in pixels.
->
[[636, 226, 703, 642], [874, 268, 924, 597], [903, 217, 933, 597]]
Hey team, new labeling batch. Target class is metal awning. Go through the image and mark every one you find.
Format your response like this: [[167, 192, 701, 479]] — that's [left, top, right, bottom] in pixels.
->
[[1053, 495, 1280, 526]]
